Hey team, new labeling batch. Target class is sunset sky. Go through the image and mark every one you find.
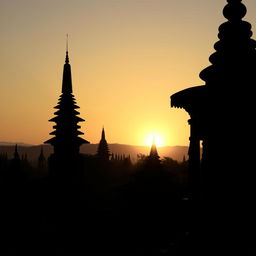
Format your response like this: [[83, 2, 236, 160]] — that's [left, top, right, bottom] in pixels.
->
[[1, 0, 256, 146]]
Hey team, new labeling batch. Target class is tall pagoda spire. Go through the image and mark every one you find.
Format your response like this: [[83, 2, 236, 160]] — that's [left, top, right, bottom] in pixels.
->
[[149, 137, 160, 160], [14, 144, 20, 160], [45, 46, 89, 158], [101, 127, 106, 140], [97, 127, 110, 161], [38, 146, 46, 169], [62, 34, 72, 94]]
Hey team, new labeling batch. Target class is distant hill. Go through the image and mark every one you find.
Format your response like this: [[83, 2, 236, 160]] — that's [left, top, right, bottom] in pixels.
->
[[0, 142, 33, 147], [0, 143, 189, 165]]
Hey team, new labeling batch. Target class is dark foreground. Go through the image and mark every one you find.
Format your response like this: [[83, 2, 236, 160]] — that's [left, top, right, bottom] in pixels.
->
[[0, 177, 192, 255]]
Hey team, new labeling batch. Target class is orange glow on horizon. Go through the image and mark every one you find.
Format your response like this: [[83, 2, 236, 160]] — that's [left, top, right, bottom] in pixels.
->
[[145, 133, 165, 148], [1, 1, 256, 146]]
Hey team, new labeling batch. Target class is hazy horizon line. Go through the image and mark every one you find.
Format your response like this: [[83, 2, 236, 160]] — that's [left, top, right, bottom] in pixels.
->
[[0, 141, 189, 148]]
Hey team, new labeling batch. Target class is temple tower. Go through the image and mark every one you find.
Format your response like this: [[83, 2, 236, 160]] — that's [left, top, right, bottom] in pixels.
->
[[171, 0, 256, 199], [149, 138, 159, 159], [13, 144, 20, 161], [45, 47, 89, 179], [147, 138, 161, 166], [170, 0, 256, 253], [38, 146, 47, 170], [96, 127, 110, 161]]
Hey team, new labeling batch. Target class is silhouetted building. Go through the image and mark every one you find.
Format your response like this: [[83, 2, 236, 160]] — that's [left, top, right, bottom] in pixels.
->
[[147, 138, 160, 166], [96, 127, 110, 161], [9, 144, 21, 176], [13, 144, 20, 161], [171, 0, 256, 253], [149, 138, 159, 159], [171, 0, 256, 198], [38, 146, 47, 170], [45, 48, 89, 179]]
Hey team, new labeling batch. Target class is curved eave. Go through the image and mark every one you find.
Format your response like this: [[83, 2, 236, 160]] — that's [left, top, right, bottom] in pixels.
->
[[171, 85, 207, 111], [79, 137, 90, 145]]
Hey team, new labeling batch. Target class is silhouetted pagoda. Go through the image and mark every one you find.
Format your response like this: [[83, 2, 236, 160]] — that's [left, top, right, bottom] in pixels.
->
[[149, 138, 160, 159], [147, 138, 161, 167], [9, 144, 21, 178], [171, 0, 256, 197], [38, 146, 46, 170], [171, 0, 256, 253], [97, 127, 110, 161], [45, 48, 89, 178], [13, 144, 20, 161]]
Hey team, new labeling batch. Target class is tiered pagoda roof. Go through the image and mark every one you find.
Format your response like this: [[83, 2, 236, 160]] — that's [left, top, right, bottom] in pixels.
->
[[45, 50, 89, 155], [171, 0, 256, 111]]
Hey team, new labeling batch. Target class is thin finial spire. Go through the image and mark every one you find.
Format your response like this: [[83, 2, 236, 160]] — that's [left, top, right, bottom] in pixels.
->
[[66, 34, 69, 53], [102, 126, 106, 140], [65, 34, 69, 64], [14, 144, 20, 160]]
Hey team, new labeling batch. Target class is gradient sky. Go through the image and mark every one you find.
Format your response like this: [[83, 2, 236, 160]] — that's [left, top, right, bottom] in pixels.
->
[[1, 0, 256, 146]]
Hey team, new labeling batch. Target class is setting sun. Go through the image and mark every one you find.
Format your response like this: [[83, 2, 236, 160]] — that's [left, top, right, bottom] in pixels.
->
[[145, 134, 165, 147]]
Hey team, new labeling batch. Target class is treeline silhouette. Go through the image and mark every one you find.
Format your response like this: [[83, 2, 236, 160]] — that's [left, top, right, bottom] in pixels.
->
[[0, 146, 189, 255]]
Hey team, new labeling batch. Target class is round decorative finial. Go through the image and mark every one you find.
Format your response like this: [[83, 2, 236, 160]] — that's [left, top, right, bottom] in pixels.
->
[[223, 0, 247, 21]]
